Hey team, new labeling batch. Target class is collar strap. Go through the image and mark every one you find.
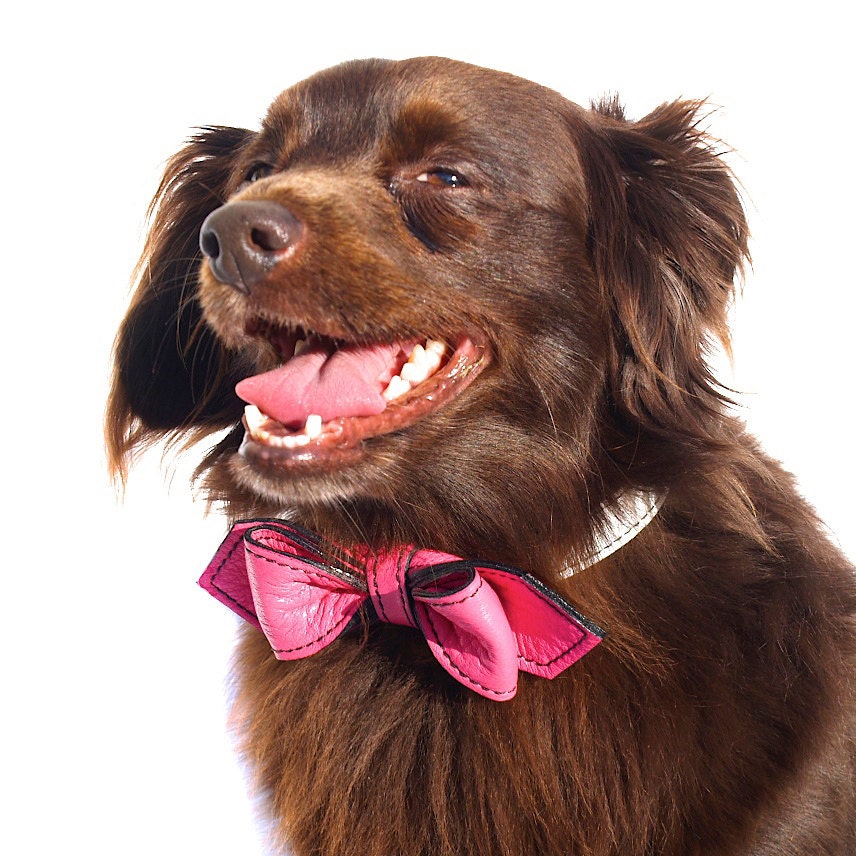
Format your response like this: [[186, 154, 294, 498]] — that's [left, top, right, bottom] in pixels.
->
[[562, 490, 665, 577]]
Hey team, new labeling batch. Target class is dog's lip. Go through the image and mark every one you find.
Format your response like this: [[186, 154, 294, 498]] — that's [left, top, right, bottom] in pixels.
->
[[236, 335, 488, 468]]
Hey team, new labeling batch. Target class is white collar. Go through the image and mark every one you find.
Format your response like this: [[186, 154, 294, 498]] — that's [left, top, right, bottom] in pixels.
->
[[561, 490, 665, 577]]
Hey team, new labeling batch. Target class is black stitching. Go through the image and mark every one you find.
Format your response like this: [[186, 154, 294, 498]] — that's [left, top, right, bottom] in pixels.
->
[[474, 566, 595, 668], [583, 497, 661, 563], [413, 564, 595, 695], [424, 575, 484, 607], [398, 549, 416, 625], [208, 534, 257, 620], [367, 555, 390, 624], [417, 607, 516, 698], [272, 612, 355, 654], [244, 546, 362, 653], [245, 545, 365, 590]]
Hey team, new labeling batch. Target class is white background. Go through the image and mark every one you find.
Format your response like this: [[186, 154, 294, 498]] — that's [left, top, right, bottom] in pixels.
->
[[3, 2, 853, 853]]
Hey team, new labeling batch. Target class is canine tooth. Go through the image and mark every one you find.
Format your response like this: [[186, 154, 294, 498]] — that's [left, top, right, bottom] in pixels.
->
[[426, 339, 447, 356], [294, 338, 308, 356], [305, 414, 323, 439], [383, 375, 411, 401], [244, 404, 268, 432]]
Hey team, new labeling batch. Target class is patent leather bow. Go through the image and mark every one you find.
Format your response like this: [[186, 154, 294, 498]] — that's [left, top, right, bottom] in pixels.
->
[[199, 520, 604, 700]]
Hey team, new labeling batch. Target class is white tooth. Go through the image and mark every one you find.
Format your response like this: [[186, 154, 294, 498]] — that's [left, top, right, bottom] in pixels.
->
[[304, 414, 323, 439], [294, 338, 308, 356], [244, 404, 267, 431], [421, 350, 442, 374], [280, 432, 311, 448], [401, 361, 430, 384], [383, 375, 411, 401], [400, 342, 444, 385], [426, 339, 447, 357]]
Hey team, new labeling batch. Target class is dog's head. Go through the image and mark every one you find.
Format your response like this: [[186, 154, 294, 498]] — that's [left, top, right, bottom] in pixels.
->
[[107, 57, 747, 559]]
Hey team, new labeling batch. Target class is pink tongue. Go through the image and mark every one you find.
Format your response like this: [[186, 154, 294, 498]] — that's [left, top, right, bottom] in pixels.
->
[[235, 342, 410, 428]]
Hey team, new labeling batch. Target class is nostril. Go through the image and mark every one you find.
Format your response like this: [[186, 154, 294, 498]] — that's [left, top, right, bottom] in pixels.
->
[[199, 201, 304, 292], [251, 226, 282, 253], [199, 226, 221, 260], [250, 219, 296, 253]]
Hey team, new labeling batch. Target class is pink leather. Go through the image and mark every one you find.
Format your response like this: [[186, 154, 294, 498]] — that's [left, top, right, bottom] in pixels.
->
[[199, 520, 604, 700]]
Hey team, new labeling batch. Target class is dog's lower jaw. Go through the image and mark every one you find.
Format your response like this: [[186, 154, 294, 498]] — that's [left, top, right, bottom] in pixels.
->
[[227, 440, 386, 509]]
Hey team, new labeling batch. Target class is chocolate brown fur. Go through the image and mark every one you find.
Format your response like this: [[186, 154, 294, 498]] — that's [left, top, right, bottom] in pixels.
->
[[107, 58, 856, 854]]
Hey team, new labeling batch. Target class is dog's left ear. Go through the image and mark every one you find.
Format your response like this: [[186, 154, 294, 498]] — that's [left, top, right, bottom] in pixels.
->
[[575, 99, 749, 441], [107, 126, 255, 481]]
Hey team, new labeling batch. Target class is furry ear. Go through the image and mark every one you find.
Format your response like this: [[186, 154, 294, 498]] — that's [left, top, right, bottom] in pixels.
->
[[106, 126, 255, 481], [576, 99, 749, 444]]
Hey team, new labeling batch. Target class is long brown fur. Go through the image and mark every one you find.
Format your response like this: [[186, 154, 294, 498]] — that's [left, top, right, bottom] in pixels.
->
[[107, 57, 856, 854]]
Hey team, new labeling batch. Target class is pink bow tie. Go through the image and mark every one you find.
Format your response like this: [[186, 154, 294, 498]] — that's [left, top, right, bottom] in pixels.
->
[[199, 520, 604, 700]]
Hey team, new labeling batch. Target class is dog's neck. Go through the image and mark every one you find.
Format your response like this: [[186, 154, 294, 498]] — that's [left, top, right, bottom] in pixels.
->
[[562, 491, 665, 577]]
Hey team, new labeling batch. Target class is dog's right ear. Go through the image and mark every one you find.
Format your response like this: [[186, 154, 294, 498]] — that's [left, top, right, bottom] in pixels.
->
[[106, 126, 255, 482], [572, 99, 748, 448]]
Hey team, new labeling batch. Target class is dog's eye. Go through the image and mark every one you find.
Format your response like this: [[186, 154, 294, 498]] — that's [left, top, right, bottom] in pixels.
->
[[244, 163, 274, 184], [416, 169, 468, 188]]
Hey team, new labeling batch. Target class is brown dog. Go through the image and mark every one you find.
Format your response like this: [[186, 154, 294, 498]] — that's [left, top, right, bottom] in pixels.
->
[[107, 57, 856, 854]]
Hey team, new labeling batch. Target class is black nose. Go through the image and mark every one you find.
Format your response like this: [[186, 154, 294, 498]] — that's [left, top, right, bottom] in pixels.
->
[[199, 200, 304, 293]]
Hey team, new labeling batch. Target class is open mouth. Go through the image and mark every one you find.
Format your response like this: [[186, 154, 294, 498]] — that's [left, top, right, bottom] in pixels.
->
[[234, 320, 488, 465]]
